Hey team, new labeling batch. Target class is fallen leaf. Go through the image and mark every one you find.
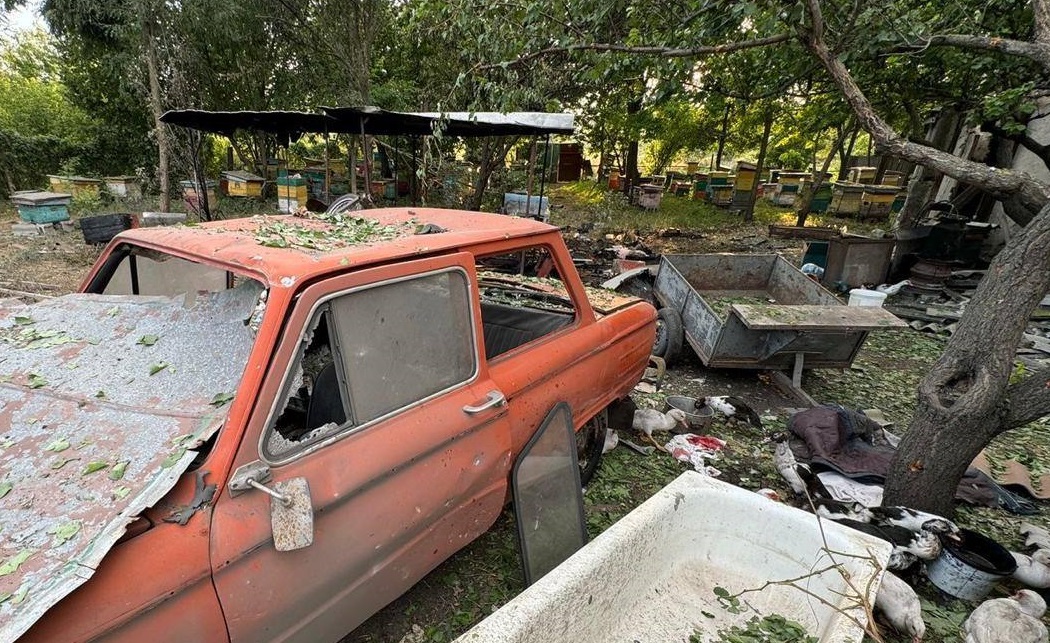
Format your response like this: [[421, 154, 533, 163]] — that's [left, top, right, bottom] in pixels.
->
[[13, 316, 33, 325], [81, 461, 109, 475], [109, 461, 128, 480], [0, 549, 33, 576], [137, 334, 159, 346], [47, 520, 81, 546], [50, 457, 77, 470], [161, 447, 187, 468], [148, 362, 169, 376], [210, 392, 235, 406], [27, 373, 47, 389], [112, 486, 131, 500], [95, 390, 106, 399], [44, 438, 70, 452], [0, 481, 12, 499]]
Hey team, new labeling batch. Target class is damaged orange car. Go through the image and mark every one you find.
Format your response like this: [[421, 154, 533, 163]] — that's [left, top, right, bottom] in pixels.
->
[[0, 208, 655, 642]]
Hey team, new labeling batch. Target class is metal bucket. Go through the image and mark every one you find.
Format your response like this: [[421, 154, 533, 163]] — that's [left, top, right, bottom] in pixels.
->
[[664, 396, 715, 431], [926, 528, 1016, 601]]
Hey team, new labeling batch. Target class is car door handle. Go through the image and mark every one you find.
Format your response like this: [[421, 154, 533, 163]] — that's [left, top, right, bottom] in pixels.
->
[[463, 390, 506, 414]]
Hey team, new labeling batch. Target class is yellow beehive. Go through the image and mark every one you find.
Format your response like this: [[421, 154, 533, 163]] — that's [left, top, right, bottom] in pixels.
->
[[848, 166, 877, 184], [48, 175, 101, 199], [222, 171, 265, 198], [860, 185, 899, 219], [829, 182, 864, 215]]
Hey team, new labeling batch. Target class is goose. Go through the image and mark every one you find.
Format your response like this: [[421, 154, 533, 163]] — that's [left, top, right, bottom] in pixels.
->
[[632, 408, 688, 452], [813, 497, 874, 522], [870, 506, 961, 538], [875, 571, 925, 643], [696, 395, 762, 427], [962, 589, 1048, 643], [769, 432, 810, 496], [1012, 549, 1050, 589]]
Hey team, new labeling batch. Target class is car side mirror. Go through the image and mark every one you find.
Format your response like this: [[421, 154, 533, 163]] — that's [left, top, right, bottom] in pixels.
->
[[270, 477, 314, 552]]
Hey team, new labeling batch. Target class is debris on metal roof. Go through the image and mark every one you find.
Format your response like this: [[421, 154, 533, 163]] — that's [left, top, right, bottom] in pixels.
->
[[252, 212, 416, 252], [0, 282, 260, 642]]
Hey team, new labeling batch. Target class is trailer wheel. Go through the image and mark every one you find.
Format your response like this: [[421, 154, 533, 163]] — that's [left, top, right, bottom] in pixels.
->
[[653, 307, 684, 366], [576, 409, 607, 487]]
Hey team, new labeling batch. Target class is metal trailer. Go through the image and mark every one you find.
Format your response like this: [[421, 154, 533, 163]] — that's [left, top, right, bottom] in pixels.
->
[[653, 254, 905, 386]]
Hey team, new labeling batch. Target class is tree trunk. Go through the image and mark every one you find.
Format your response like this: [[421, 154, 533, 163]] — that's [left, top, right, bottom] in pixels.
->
[[715, 103, 731, 169], [884, 199, 1050, 514], [799, 0, 1050, 514], [468, 137, 517, 211], [623, 98, 642, 195], [797, 123, 851, 226], [143, 15, 170, 212], [745, 106, 774, 222], [838, 126, 859, 179]]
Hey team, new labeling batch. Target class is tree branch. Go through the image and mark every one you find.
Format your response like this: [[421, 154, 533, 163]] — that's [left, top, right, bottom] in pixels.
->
[[898, 34, 1050, 72], [799, 0, 1050, 212], [479, 34, 792, 71], [1003, 366, 1050, 430]]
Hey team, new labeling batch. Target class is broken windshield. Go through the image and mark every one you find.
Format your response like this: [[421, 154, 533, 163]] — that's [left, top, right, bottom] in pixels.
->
[[89, 243, 250, 300]]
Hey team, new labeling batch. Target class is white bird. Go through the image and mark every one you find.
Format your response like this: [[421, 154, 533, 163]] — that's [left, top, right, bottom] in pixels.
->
[[632, 408, 688, 452], [813, 497, 874, 522], [875, 571, 925, 643], [962, 589, 1048, 643], [770, 432, 809, 495], [1012, 549, 1050, 589]]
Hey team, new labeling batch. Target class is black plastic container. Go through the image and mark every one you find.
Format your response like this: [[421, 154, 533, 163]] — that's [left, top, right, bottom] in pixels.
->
[[80, 213, 134, 245]]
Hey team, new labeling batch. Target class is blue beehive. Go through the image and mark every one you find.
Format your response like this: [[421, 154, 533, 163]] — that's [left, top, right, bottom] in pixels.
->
[[10, 191, 72, 224]]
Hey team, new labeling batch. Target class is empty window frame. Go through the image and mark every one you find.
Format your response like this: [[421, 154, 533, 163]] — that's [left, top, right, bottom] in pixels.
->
[[475, 246, 577, 359]]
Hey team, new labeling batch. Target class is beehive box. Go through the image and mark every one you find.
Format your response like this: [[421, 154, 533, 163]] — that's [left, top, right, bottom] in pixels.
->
[[103, 176, 142, 200], [860, 185, 899, 219], [709, 184, 734, 206], [221, 170, 265, 198], [47, 175, 101, 199], [848, 166, 877, 183], [304, 158, 347, 175], [10, 191, 72, 224], [179, 180, 218, 214], [277, 176, 308, 213], [829, 182, 864, 215]]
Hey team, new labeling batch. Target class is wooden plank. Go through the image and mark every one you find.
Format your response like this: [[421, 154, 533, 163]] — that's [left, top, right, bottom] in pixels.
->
[[731, 304, 907, 330]]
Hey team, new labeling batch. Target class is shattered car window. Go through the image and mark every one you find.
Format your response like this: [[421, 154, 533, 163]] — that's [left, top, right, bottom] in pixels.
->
[[264, 269, 476, 461], [94, 245, 233, 299]]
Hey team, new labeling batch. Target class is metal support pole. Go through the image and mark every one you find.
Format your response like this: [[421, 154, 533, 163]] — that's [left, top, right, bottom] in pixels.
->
[[411, 135, 419, 206], [537, 134, 550, 221]]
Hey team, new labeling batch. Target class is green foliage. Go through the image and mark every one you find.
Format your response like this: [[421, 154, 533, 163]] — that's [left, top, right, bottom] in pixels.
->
[[0, 29, 92, 194]]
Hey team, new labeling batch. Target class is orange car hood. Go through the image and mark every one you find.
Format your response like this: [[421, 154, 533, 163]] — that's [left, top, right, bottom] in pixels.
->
[[0, 284, 259, 642]]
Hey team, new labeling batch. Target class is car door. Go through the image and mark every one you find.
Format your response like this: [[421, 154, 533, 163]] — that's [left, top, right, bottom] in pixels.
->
[[209, 252, 512, 642]]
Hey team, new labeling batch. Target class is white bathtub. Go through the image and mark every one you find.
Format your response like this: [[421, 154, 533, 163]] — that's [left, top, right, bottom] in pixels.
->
[[457, 471, 891, 643]]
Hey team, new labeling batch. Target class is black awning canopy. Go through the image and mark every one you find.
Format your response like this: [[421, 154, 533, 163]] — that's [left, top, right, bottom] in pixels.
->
[[160, 106, 575, 138]]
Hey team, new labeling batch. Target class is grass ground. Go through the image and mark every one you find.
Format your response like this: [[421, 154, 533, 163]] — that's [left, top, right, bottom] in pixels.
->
[[3, 182, 1048, 642]]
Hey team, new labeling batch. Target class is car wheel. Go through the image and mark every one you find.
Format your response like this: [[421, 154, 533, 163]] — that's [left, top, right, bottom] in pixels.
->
[[652, 307, 684, 366], [576, 409, 607, 487]]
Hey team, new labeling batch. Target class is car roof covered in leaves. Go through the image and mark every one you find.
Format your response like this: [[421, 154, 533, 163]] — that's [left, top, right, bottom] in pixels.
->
[[111, 208, 558, 288]]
